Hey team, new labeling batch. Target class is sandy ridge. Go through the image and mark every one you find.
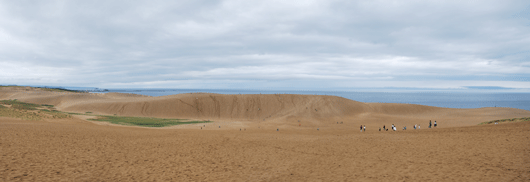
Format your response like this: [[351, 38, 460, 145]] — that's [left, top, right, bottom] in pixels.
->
[[1, 87, 529, 130]]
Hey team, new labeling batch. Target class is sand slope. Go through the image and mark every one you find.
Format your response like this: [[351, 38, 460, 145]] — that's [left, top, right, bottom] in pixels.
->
[[1, 87, 529, 129], [1, 87, 530, 181]]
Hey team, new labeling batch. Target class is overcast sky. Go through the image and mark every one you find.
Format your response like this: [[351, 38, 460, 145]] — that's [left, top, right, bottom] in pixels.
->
[[1, 0, 529, 90]]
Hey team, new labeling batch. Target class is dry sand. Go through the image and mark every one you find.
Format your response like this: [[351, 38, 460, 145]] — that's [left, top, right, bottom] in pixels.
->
[[1, 87, 529, 181]]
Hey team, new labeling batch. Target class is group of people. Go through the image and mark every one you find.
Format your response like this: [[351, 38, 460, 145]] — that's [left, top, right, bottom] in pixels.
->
[[429, 120, 437, 128], [379, 124, 397, 131], [375, 120, 438, 132], [231, 120, 438, 132]]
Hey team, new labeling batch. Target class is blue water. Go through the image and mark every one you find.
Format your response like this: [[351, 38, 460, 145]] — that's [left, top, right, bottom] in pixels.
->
[[77, 89, 530, 111]]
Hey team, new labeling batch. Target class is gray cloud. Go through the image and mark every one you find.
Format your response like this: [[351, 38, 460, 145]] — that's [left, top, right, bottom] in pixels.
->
[[1, 0, 529, 89]]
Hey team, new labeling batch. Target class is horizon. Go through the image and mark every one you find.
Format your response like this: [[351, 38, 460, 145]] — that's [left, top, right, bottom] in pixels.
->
[[3, 84, 530, 93]]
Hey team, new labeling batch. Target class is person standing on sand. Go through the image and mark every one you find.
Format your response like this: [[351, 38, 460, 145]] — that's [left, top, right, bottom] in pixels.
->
[[383, 125, 386, 131], [434, 121, 437, 127], [360, 125, 363, 132], [363, 125, 366, 132], [429, 120, 432, 128], [418, 125, 420, 129]]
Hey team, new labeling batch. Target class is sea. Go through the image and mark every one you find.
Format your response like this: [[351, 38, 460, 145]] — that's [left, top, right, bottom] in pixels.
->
[[65, 88, 530, 111]]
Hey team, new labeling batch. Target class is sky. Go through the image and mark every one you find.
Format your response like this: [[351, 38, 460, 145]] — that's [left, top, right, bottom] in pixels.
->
[[1, 0, 530, 91]]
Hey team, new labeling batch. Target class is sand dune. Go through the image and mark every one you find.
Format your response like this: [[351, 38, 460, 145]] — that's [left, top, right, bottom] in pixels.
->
[[1, 87, 529, 130], [1, 87, 530, 181]]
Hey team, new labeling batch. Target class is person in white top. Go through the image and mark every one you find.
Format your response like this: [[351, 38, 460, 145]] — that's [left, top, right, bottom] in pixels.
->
[[418, 125, 420, 129]]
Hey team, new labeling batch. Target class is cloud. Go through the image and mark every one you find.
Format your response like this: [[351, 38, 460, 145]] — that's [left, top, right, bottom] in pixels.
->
[[0, 0, 529, 90]]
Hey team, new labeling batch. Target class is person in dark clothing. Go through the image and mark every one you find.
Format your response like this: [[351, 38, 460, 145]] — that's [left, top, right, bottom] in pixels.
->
[[429, 120, 432, 128]]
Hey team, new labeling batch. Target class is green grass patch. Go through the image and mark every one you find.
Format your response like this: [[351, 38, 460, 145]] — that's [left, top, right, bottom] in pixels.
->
[[0, 86, 21, 88], [39, 87, 84, 93], [0, 100, 41, 110], [41, 110, 83, 115], [479, 117, 530, 125], [40, 109, 61, 113], [0, 100, 71, 120], [88, 115, 212, 127], [0, 85, 84, 93], [38, 109, 71, 119], [0, 100, 209, 126]]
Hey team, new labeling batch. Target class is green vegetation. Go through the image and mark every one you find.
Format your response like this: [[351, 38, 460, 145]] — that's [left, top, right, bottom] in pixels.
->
[[39, 109, 71, 119], [0, 99, 70, 120], [479, 117, 530, 125], [39, 87, 84, 93], [0, 99, 211, 127], [0, 108, 42, 120], [0, 100, 41, 110], [0, 85, 20, 88], [88, 115, 211, 127], [0, 85, 84, 93]]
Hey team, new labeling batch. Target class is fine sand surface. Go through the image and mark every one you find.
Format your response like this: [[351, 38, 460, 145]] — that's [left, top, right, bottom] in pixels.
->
[[1, 87, 530, 181]]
